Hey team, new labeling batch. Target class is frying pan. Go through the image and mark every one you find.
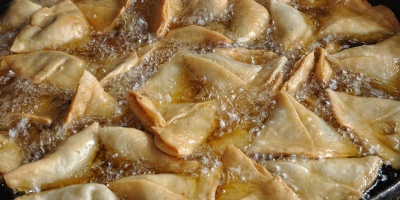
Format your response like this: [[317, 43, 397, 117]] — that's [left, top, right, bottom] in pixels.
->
[[0, 0, 399, 199]]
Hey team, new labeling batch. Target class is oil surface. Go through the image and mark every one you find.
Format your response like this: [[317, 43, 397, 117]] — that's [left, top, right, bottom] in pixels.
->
[[0, 0, 399, 199]]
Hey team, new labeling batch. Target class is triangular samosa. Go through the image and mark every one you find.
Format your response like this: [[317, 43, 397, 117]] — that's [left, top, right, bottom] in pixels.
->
[[10, 0, 90, 52], [217, 145, 299, 200], [74, 0, 132, 32], [264, 156, 382, 199], [16, 183, 118, 200], [247, 90, 357, 158], [230, 0, 270, 44], [4, 122, 99, 192], [150, 0, 182, 37], [65, 70, 120, 124], [327, 32, 400, 96], [1, 51, 86, 91], [109, 172, 221, 200], [269, 0, 312, 50], [0, 0, 42, 29], [328, 89, 400, 168], [99, 126, 199, 173]]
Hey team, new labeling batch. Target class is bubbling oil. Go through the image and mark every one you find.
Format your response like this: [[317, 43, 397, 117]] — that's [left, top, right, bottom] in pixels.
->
[[0, 0, 399, 198]]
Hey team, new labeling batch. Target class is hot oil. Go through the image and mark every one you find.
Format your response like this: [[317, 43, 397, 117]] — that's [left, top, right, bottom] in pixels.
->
[[0, 30, 15, 57], [194, 86, 275, 137], [0, 77, 74, 164], [0, 0, 399, 198], [90, 147, 156, 185]]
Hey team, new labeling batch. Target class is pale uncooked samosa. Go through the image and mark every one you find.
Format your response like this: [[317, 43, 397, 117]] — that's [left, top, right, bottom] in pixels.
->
[[16, 183, 118, 200], [247, 90, 357, 158], [4, 122, 99, 192], [10, 0, 90, 52]]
